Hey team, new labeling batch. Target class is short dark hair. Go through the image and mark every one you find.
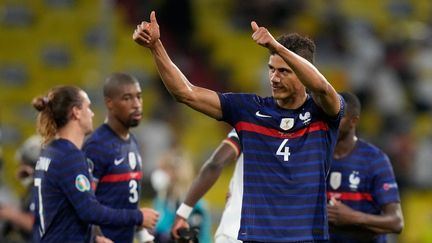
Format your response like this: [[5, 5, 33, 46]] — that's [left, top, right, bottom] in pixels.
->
[[103, 72, 139, 98], [272, 33, 316, 63], [339, 91, 361, 117]]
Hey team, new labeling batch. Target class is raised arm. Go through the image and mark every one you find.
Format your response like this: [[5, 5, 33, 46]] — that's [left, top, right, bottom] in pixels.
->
[[170, 138, 240, 239], [250, 21, 340, 116], [133, 11, 222, 120]]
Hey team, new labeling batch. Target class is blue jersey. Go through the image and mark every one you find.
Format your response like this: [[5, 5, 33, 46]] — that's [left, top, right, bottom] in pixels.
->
[[327, 139, 400, 243], [83, 124, 143, 243], [219, 93, 344, 242], [32, 138, 142, 243]]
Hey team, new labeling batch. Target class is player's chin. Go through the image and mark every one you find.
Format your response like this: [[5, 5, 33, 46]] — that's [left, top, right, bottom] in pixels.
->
[[271, 92, 285, 100], [129, 119, 141, 127]]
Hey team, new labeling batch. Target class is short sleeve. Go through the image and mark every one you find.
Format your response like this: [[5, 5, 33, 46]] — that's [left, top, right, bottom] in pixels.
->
[[370, 152, 401, 206]]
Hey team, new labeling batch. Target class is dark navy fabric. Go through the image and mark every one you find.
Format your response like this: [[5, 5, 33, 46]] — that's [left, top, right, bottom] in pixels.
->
[[219, 93, 344, 242], [83, 124, 143, 243], [327, 139, 400, 243], [32, 138, 142, 243]]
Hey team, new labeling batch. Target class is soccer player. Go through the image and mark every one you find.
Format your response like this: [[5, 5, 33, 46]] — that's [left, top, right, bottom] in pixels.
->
[[82, 72, 155, 243], [170, 129, 242, 243], [31, 85, 159, 242], [133, 11, 343, 242], [326, 91, 404, 242]]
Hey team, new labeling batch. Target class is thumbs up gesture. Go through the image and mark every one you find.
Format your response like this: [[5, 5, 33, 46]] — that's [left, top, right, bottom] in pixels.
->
[[251, 21, 278, 52], [133, 11, 160, 48]]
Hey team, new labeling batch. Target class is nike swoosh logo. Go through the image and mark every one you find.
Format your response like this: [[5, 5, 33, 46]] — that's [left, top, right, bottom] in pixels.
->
[[255, 111, 272, 118], [114, 158, 125, 166]]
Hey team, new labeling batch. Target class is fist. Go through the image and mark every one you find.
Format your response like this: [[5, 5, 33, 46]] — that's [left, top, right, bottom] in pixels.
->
[[140, 207, 159, 230]]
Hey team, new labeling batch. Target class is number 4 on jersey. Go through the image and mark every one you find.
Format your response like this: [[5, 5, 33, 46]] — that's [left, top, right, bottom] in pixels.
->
[[276, 139, 291, 161]]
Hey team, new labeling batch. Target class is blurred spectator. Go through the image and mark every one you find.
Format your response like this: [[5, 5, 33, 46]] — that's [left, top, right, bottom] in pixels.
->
[[0, 135, 42, 243], [230, 0, 304, 29], [151, 148, 211, 243]]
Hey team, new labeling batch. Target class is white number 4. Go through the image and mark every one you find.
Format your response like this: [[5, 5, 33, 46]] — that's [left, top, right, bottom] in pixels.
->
[[276, 139, 291, 161]]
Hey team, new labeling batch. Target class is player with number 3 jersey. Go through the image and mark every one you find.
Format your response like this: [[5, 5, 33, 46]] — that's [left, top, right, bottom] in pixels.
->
[[83, 73, 156, 243]]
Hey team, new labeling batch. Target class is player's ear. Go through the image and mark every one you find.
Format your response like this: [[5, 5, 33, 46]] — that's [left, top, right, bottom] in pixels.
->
[[70, 105, 81, 120], [104, 97, 113, 109], [351, 115, 360, 126]]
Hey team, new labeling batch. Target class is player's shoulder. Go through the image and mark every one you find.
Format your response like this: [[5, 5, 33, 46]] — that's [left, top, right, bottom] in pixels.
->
[[84, 124, 115, 147], [45, 139, 86, 167], [357, 139, 390, 161]]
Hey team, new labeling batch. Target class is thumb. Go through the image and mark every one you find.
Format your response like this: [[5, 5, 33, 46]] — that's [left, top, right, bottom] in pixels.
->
[[330, 197, 338, 205], [150, 11, 158, 24], [251, 21, 259, 32]]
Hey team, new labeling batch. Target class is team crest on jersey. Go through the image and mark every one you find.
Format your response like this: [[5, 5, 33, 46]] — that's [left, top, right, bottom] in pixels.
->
[[349, 171, 360, 190], [299, 112, 311, 125], [329, 172, 342, 190], [128, 152, 137, 170], [75, 174, 91, 192], [280, 118, 294, 131]]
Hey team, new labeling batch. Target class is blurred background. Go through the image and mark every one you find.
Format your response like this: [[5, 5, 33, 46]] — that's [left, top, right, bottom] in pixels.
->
[[0, 0, 432, 242]]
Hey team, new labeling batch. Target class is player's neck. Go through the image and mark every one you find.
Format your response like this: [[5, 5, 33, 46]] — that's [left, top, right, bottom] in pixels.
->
[[106, 120, 130, 140], [334, 134, 357, 159], [57, 124, 85, 149], [276, 93, 307, 109]]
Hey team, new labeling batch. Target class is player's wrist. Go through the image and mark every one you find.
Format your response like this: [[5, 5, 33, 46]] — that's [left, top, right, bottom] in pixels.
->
[[176, 203, 193, 219]]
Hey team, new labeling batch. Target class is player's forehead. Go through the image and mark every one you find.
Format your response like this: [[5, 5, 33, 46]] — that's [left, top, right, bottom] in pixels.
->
[[268, 54, 290, 69], [79, 90, 91, 104], [112, 82, 141, 97]]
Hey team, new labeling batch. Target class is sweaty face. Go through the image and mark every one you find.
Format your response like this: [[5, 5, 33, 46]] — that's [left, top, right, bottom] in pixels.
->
[[108, 83, 143, 128], [268, 55, 304, 101], [78, 91, 94, 135]]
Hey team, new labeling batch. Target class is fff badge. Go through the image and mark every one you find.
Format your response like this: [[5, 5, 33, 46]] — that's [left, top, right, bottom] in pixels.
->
[[330, 172, 342, 190], [280, 118, 294, 131]]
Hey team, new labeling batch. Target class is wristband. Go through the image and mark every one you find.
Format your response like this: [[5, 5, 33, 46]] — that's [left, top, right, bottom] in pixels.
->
[[176, 203, 193, 219], [136, 228, 155, 242]]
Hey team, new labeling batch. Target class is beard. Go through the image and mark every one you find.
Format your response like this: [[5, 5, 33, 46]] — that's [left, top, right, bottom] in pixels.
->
[[128, 119, 140, 127]]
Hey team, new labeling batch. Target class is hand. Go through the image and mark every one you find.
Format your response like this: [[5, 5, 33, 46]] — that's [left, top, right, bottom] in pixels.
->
[[250, 21, 278, 52], [0, 205, 16, 220], [140, 207, 160, 230], [133, 11, 160, 48], [170, 215, 190, 240], [95, 235, 114, 243], [327, 198, 358, 226]]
